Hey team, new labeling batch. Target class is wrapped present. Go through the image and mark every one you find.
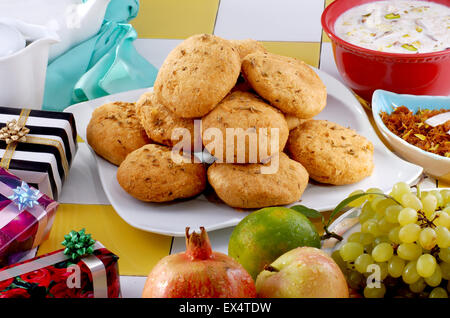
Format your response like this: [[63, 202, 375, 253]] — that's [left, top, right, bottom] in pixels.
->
[[0, 168, 58, 267], [0, 107, 78, 200], [0, 229, 120, 298]]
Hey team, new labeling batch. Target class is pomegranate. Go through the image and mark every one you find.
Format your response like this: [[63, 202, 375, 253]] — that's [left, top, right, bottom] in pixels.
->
[[142, 227, 257, 298]]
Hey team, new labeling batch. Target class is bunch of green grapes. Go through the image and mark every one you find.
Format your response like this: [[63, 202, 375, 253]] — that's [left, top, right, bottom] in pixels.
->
[[331, 183, 450, 298]]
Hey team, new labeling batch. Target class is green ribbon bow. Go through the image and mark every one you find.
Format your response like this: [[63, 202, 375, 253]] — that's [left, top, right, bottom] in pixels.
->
[[61, 228, 96, 261]]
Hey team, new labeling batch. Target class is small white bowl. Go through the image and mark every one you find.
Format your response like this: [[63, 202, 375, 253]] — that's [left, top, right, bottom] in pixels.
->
[[372, 90, 450, 183]]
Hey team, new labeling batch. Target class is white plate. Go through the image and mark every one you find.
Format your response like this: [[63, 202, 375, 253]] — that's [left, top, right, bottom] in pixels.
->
[[65, 68, 423, 236]]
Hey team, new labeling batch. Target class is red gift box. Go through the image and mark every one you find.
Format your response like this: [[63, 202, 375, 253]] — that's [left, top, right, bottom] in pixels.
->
[[0, 241, 120, 298], [0, 168, 58, 267]]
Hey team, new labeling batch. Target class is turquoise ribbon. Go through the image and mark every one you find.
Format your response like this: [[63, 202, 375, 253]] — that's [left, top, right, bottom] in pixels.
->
[[104, 0, 139, 23], [43, 0, 158, 111]]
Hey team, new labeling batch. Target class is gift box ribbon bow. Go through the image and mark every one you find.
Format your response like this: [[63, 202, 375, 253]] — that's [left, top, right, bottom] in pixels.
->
[[0, 240, 108, 298], [0, 109, 69, 179], [0, 179, 57, 250]]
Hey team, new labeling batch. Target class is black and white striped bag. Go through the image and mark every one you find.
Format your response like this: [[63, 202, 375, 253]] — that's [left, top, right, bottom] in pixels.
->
[[0, 107, 77, 200]]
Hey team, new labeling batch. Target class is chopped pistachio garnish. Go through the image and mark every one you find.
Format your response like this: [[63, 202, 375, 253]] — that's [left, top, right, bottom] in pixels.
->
[[416, 26, 423, 33], [402, 129, 413, 140], [401, 43, 418, 51], [414, 134, 426, 141], [402, 34, 410, 38], [384, 13, 401, 19], [429, 144, 440, 151]]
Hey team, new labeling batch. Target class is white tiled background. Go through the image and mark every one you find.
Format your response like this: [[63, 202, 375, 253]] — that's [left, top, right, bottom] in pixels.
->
[[214, 0, 324, 41]]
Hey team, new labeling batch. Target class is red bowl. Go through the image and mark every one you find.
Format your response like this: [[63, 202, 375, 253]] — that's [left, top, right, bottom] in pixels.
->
[[321, 0, 450, 102]]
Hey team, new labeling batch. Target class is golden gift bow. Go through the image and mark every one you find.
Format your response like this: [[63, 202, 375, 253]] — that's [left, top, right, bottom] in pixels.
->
[[0, 109, 70, 180]]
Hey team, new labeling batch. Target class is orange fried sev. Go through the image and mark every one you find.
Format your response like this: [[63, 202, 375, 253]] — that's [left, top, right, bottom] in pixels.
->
[[381, 106, 449, 158]]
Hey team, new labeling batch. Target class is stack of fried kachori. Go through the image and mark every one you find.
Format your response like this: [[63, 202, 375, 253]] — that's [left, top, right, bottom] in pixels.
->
[[86, 34, 374, 208]]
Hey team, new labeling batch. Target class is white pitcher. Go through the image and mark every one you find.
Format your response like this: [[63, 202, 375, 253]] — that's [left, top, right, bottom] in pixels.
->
[[48, 0, 112, 61], [0, 0, 111, 61], [0, 20, 59, 109]]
